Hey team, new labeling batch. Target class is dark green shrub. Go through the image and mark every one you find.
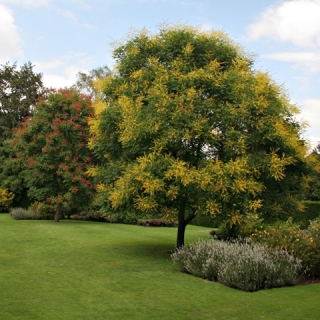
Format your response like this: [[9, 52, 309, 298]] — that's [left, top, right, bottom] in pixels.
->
[[294, 201, 320, 228], [63, 206, 78, 219], [209, 228, 229, 240], [78, 210, 108, 222], [190, 213, 223, 228], [210, 214, 264, 240], [12, 191, 31, 209], [10, 208, 37, 220], [106, 211, 150, 224]]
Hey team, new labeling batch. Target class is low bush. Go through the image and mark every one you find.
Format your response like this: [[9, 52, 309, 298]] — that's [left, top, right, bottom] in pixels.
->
[[210, 213, 265, 240], [209, 228, 229, 240], [250, 218, 320, 277], [10, 207, 37, 220], [28, 202, 57, 220], [77, 210, 108, 222], [137, 219, 177, 227], [171, 238, 302, 292], [0, 189, 14, 212]]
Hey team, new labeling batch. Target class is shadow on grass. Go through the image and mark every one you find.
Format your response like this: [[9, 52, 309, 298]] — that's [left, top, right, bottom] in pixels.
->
[[118, 242, 173, 259]]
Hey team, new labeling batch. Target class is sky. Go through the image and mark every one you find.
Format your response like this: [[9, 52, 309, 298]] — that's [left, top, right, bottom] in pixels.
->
[[1, 0, 320, 148]]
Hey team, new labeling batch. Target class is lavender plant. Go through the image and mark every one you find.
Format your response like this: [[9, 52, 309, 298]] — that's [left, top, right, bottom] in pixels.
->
[[171, 238, 302, 292], [10, 207, 37, 220]]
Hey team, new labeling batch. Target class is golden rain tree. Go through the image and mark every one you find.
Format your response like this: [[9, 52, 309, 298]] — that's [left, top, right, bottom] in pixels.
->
[[89, 26, 309, 247]]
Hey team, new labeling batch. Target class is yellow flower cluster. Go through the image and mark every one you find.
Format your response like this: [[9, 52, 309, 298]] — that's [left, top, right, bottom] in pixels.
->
[[250, 219, 320, 276]]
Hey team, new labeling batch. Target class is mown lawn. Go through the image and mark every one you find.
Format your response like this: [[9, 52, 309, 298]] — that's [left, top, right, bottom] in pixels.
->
[[0, 213, 319, 320]]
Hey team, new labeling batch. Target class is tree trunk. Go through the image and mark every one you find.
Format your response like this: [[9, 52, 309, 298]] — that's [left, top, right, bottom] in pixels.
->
[[177, 211, 186, 248], [54, 203, 62, 222], [176, 200, 196, 248]]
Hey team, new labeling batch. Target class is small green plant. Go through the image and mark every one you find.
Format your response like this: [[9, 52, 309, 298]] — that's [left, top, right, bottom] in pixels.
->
[[0, 188, 14, 212], [10, 207, 37, 220], [171, 238, 302, 292], [28, 201, 56, 220]]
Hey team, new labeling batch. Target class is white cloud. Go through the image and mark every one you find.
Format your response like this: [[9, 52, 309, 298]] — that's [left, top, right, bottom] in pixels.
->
[[265, 51, 320, 73], [247, 0, 320, 47], [35, 59, 63, 69], [41, 63, 83, 89], [60, 9, 77, 23], [0, 4, 23, 63], [246, 0, 320, 75], [42, 73, 76, 89], [0, 0, 49, 7], [34, 56, 89, 89], [299, 98, 320, 144]]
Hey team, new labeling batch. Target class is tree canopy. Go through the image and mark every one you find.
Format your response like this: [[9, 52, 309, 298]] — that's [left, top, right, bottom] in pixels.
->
[[88, 26, 309, 247], [12, 89, 94, 221], [0, 61, 45, 143]]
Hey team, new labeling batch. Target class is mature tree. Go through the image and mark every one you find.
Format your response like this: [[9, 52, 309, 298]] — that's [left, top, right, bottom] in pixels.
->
[[89, 26, 308, 247], [305, 143, 320, 201], [74, 65, 111, 99], [0, 62, 45, 143], [12, 89, 94, 221]]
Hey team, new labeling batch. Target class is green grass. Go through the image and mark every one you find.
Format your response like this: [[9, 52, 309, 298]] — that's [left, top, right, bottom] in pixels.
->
[[0, 213, 319, 320]]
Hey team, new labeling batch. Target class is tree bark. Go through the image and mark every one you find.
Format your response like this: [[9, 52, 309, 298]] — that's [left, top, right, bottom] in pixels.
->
[[176, 201, 196, 248], [54, 203, 62, 222]]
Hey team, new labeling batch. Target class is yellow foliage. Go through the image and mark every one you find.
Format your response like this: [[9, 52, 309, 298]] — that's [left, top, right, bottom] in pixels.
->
[[227, 209, 244, 226], [183, 42, 194, 55], [166, 185, 179, 200], [249, 199, 263, 212], [205, 199, 221, 216], [0, 188, 14, 212], [134, 196, 158, 212], [269, 150, 295, 181], [86, 165, 99, 177]]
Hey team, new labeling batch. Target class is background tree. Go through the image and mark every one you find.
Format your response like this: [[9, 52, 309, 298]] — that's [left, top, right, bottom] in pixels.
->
[[304, 143, 320, 201], [0, 137, 28, 205], [13, 89, 94, 221], [74, 65, 111, 99], [89, 26, 309, 247], [0, 61, 45, 143]]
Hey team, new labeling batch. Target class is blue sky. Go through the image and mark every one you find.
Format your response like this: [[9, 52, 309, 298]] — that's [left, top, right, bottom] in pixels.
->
[[1, 0, 320, 148]]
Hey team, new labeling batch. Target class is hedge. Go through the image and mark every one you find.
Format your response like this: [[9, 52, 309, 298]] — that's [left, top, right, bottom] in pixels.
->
[[190, 213, 224, 228], [294, 201, 320, 228]]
